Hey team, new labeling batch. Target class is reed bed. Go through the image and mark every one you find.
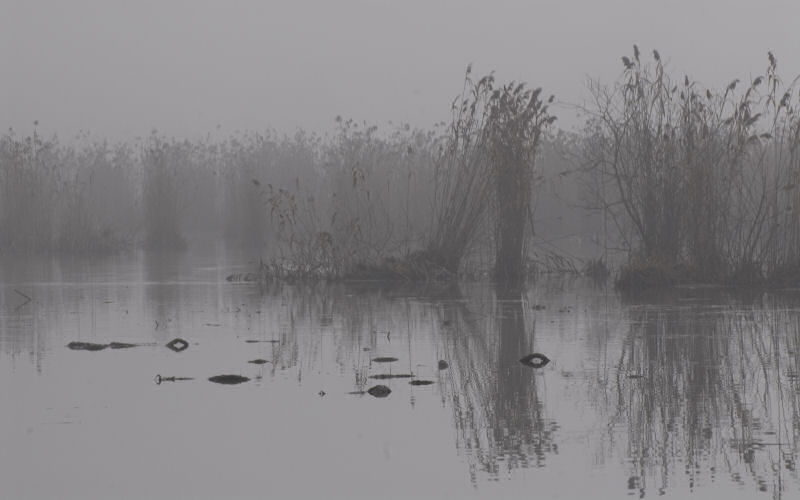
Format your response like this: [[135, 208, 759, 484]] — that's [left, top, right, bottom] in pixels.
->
[[584, 47, 800, 288]]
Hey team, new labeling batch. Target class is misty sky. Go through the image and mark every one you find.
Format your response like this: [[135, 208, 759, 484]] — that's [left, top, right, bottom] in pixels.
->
[[3, 0, 799, 141]]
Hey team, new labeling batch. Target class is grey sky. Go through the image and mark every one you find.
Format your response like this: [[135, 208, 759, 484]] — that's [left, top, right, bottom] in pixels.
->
[[3, 0, 799, 140]]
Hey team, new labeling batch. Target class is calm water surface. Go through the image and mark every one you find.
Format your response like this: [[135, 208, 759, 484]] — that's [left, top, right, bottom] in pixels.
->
[[2, 250, 799, 499]]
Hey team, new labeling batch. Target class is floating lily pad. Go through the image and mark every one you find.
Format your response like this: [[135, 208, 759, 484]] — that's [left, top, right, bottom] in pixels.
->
[[367, 385, 391, 398], [209, 375, 250, 385], [67, 341, 108, 351], [248, 359, 269, 364], [437, 360, 449, 370], [369, 373, 414, 379], [520, 353, 550, 368], [372, 357, 398, 363], [409, 380, 434, 386]]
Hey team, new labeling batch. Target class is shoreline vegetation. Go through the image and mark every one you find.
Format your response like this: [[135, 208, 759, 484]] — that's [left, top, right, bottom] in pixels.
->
[[3, 47, 799, 290]]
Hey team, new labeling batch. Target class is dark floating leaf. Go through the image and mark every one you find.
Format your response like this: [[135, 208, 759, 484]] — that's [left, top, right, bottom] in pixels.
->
[[369, 373, 414, 380], [248, 359, 269, 365], [520, 353, 550, 368], [154, 374, 194, 385], [67, 341, 108, 351], [367, 385, 391, 398], [108, 342, 139, 349], [372, 356, 398, 363], [166, 338, 189, 352], [208, 375, 250, 385], [437, 360, 449, 370], [409, 380, 434, 386]]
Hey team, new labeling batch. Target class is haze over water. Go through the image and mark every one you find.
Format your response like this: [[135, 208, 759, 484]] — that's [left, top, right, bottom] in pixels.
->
[[4, 3, 800, 498], [2, 249, 798, 499], [4, 1, 800, 140]]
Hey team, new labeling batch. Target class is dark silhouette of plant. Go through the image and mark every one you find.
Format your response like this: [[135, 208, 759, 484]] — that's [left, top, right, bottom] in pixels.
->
[[585, 46, 800, 286], [427, 67, 555, 286], [427, 66, 496, 276], [486, 82, 556, 287]]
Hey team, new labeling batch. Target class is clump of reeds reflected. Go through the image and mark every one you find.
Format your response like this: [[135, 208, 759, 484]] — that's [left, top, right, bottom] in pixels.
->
[[609, 292, 800, 496]]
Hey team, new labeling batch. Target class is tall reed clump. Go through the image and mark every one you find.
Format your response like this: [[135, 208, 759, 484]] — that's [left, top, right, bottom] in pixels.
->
[[220, 133, 281, 249], [56, 140, 137, 253], [426, 67, 495, 276], [426, 67, 555, 285], [248, 121, 438, 280], [141, 135, 187, 251], [323, 119, 437, 273], [0, 130, 138, 255], [584, 46, 800, 287], [0, 130, 56, 252], [485, 82, 556, 287]]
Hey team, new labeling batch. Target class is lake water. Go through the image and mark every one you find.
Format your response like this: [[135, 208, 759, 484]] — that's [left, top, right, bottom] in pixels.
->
[[2, 249, 799, 499]]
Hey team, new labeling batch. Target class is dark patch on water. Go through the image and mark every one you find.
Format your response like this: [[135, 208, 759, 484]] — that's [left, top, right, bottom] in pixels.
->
[[226, 273, 257, 282], [67, 341, 108, 351], [369, 373, 414, 379], [68, 341, 147, 351], [409, 380, 434, 386], [367, 385, 391, 398], [108, 342, 140, 349], [372, 356, 398, 363], [209, 374, 250, 385], [520, 353, 550, 368]]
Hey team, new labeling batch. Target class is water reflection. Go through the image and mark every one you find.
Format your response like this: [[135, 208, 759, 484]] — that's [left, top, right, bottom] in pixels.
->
[[1, 255, 800, 498], [613, 290, 800, 497], [491, 287, 555, 474]]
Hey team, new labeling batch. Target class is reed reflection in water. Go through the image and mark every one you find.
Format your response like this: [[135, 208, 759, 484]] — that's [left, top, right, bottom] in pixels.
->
[[1, 254, 799, 499]]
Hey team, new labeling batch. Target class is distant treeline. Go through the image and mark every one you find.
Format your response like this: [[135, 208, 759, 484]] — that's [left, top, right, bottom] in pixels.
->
[[3, 48, 798, 287]]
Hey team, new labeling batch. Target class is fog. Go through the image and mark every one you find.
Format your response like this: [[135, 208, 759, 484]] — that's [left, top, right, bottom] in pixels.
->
[[5, 5, 800, 498], [4, 0, 799, 140]]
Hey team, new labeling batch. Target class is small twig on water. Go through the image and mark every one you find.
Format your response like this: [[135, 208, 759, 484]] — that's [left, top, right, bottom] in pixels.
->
[[14, 289, 32, 310]]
